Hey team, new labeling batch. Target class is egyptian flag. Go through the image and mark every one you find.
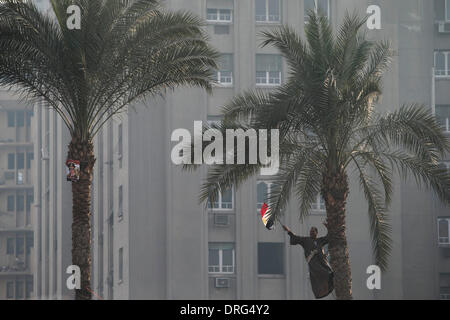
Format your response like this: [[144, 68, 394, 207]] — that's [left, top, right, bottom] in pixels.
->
[[260, 203, 275, 230]]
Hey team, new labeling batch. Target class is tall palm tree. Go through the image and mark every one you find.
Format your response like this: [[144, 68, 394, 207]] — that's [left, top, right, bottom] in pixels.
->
[[0, 0, 218, 299], [196, 13, 450, 299]]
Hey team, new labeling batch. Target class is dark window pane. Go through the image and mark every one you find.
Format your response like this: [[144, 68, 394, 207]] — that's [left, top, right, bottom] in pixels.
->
[[26, 110, 33, 127], [15, 281, 24, 299], [255, 0, 266, 21], [7, 282, 14, 299], [26, 193, 34, 212], [27, 152, 34, 169], [17, 153, 25, 169], [16, 111, 24, 127], [16, 237, 25, 255], [7, 238, 15, 255], [7, 195, 15, 211], [17, 194, 25, 212], [26, 281, 33, 299], [26, 236, 34, 254], [257, 182, 268, 208], [8, 153, 15, 170], [7, 111, 15, 127], [222, 248, 233, 266], [258, 242, 284, 275], [208, 249, 219, 266]]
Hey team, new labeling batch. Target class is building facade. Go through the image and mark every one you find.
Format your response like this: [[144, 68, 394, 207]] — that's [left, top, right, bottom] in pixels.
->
[[0, 89, 35, 300], [27, 0, 450, 300]]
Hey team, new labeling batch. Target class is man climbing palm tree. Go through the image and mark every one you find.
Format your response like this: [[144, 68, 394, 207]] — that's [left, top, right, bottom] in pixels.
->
[[282, 222, 334, 299]]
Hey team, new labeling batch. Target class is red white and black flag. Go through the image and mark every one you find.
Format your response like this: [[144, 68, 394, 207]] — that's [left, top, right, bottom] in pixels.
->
[[260, 202, 275, 230]]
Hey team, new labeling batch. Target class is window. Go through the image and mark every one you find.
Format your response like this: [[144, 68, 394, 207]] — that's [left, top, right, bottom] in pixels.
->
[[6, 282, 14, 299], [7, 195, 15, 212], [8, 153, 15, 170], [26, 236, 34, 254], [256, 54, 282, 85], [7, 238, 14, 255], [16, 194, 25, 212], [258, 242, 284, 275], [436, 105, 450, 132], [26, 193, 34, 212], [304, 0, 330, 22], [216, 54, 233, 85], [207, 8, 232, 23], [17, 152, 25, 170], [26, 152, 34, 169], [446, 0, 450, 21], [438, 217, 450, 245], [118, 247, 123, 282], [208, 187, 233, 210], [16, 237, 25, 255], [26, 110, 33, 127], [255, 0, 280, 23], [15, 281, 24, 299], [25, 280, 33, 299], [440, 273, 450, 300], [207, 115, 223, 127], [257, 181, 277, 210], [16, 111, 24, 127], [311, 193, 325, 211], [208, 243, 235, 273], [118, 123, 123, 168], [7, 111, 15, 127], [435, 51, 450, 77], [118, 185, 123, 219]]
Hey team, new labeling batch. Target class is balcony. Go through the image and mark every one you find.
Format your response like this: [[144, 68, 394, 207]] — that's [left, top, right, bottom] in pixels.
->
[[0, 260, 32, 276]]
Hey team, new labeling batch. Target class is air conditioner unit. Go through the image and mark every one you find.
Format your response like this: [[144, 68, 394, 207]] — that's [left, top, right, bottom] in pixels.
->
[[214, 213, 229, 226], [215, 278, 230, 288], [438, 21, 450, 33]]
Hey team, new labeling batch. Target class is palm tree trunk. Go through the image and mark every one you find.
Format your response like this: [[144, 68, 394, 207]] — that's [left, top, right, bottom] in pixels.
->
[[68, 137, 95, 300], [322, 168, 352, 300]]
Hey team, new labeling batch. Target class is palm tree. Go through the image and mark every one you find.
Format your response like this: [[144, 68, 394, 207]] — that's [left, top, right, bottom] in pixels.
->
[[0, 0, 218, 299], [196, 13, 450, 299]]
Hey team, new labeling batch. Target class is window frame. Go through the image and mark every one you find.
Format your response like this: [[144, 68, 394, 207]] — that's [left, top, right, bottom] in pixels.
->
[[118, 185, 123, 220], [438, 217, 450, 246], [208, 187, 234, 211], [216, 54, 233, 86], [207, 8, 233, 23], [311, 193, 326, 212], [255, 0, 281, 23], [435, 105, 450, 132], [435, 51, 450, 78], [208, 244, 235, 274], [257, 181, 275, 211], [118, 247, 123, 283], [304, 0, 331, 22], [255, 54, 282, 86]]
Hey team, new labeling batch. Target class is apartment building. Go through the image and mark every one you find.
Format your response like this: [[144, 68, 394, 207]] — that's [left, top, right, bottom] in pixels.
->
[[0, 89, 35, 300], [28, 0, 450, 300]]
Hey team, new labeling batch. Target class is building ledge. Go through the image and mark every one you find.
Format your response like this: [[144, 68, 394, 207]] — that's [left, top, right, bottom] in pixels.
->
[[0, 184, 33, 190], [0, 227, 33, 233], [0, 142, 33, 148]]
